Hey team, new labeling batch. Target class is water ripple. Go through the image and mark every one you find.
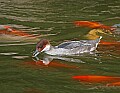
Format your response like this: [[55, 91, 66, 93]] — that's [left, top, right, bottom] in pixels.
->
[[0, 42, 35, 47], [12, 55, 29, 59], [0, 52, 18, 56]]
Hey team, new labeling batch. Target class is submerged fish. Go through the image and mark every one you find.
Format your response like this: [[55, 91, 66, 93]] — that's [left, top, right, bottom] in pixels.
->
[[0, 25, 40, 42], [0, 29, 37, 38], [73, 21, 120, 45], [99, 40, 120, 45], [0, 25, 38, 38], [74, 21, 116, 31], [72, 75, 120, 83]]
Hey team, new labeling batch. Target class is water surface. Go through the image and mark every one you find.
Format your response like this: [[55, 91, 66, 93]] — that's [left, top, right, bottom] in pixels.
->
[[0, 0, 120, 93]]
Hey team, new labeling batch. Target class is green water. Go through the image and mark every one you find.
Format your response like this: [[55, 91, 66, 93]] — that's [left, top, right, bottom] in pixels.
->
[[0, 0, 120, 93]]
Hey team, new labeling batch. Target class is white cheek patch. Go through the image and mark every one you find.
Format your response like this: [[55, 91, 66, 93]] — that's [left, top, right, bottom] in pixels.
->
[[41, 45, 50, 52]]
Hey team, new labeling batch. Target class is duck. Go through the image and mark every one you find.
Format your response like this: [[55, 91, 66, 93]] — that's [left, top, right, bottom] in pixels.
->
[[32, 36, 102, 57]]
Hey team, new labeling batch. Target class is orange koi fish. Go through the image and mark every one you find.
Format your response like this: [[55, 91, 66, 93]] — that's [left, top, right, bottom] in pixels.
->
[[74, 21, 116, 31], [0, 25, 38, 38], [72, 75, 120, 83], [9, 29, 37, 37], [24, 60, 78, 69], [107, 82, 120, 86], [0, 29, 37, 38], [99, 40, 120, 45]]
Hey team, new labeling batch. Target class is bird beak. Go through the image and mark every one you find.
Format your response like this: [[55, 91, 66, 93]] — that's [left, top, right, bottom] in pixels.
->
[[32, 50, 40, 57]]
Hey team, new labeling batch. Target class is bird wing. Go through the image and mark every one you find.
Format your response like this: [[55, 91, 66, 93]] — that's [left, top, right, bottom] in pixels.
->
[[56, 40, 92, 49]]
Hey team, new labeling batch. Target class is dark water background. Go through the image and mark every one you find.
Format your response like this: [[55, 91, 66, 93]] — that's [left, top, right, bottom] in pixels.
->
[[0, 0, 120, 93]]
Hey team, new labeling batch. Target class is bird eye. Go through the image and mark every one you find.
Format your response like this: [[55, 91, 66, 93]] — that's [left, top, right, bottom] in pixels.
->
[[39, 45, 43, 48]]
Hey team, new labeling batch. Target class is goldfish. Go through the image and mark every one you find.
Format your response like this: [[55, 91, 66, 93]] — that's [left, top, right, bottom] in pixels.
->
[[75, 21, 120, 45], [72, 75, 120, 83], [74, 21, 116, 31], [99, 40, 120, 45], [0, 25, 38, 38]]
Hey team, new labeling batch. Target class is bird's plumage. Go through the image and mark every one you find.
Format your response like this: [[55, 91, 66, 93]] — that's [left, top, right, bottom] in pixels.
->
[[33, 37, 102, 57]]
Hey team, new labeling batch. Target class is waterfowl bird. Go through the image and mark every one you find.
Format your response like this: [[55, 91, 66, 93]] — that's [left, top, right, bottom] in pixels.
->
[[33, 36, 102, 57]]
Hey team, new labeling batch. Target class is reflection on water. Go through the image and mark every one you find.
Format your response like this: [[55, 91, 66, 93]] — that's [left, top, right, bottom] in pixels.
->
[[12, 55, 29, 59], [0, 25, 40, 43], [113, 23, 120, 28], [24, 55, 84, 69], [0, 25, 57, 43], [113, 24, 120, 35], [0, 52, 18, 55], [88, 85, 120, 92], [0, 42, 35, 46], [85, 29, 113, 40], [33, 55, 85, 65], [0, 34, 34, 42]]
